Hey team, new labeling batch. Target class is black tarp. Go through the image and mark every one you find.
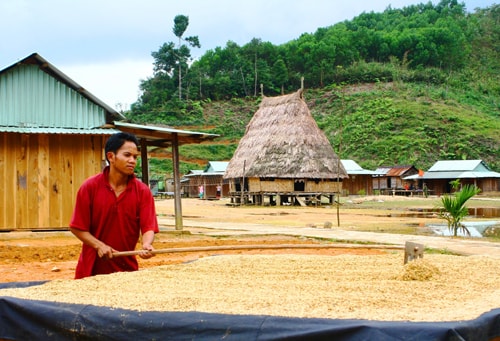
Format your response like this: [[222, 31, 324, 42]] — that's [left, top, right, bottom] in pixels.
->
[[0, 282, 499, 341]]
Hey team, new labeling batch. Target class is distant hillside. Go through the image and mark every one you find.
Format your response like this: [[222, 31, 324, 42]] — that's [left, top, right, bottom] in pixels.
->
[[306, 82, 499, 171], [130, 1, 500, 178], [144, 79, 499, 178]]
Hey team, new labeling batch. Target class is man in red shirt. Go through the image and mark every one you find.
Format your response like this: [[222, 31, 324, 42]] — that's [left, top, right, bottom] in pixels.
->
[[70, 132, 159, 279]]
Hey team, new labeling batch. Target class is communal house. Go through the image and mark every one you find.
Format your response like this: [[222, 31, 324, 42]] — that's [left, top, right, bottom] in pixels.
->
[[223, 89, 347, 206]]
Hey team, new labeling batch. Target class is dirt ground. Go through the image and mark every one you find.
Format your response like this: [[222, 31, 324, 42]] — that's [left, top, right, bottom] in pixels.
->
[[0, 233, 389, 283], [0, 196, 495, 283]]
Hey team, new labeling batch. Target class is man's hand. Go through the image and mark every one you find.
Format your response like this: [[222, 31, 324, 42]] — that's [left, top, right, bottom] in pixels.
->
[[139, 230, 156, 259], [139, 243, 155, 259], [70, 227, 116, 259], [96, 244, 115, 259]]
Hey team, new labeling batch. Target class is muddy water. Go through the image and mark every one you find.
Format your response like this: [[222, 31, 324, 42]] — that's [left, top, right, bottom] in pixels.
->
[[379, 207, 500, 237], [386, 207, 500, 219]]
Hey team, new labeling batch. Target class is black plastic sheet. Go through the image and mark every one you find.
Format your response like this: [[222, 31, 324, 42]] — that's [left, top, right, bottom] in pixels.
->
[[0, 282, 499, 341]]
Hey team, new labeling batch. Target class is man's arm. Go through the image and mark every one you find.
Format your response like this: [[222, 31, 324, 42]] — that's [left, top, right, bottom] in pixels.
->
[[139, 230, 155, 259], [70, 227, 115, 259]]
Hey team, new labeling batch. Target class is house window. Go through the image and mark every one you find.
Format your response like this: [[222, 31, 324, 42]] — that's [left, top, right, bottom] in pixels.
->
[[294, 179, 305, 191]]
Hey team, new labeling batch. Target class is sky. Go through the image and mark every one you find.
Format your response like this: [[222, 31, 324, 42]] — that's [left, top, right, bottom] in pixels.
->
[[0, 0, 496, 110]]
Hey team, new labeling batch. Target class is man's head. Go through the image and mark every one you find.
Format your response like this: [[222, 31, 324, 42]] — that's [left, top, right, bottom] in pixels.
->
[[105, 132, 140, 175], [105, 132, 139, 163]]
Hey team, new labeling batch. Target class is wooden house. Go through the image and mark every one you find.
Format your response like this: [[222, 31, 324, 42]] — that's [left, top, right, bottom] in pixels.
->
[[341, 160, 382, 196], [372, 165, 419, 194], [182, 161, 230, 199], [223, 89, 347, 206], [0, 53, 218, 231], [0, 53, 125, 230], [404, 160, 500, 196]]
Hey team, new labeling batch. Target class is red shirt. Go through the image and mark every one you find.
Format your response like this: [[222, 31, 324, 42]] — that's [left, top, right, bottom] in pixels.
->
[[70, 167, 159, 279]]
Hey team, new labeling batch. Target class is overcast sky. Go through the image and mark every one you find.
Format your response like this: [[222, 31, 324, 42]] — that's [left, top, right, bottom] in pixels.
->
[[0, 0, 496, 110]]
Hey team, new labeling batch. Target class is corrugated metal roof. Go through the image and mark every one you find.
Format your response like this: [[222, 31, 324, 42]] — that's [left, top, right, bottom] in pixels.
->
[[0, 53, 125, 128], [184, 170, 204, 177], [428, 160, 484, 172], [114, 121, 219, 147], [341, 160, 382, 175], [205, 161, 229, 173], [403, 160, 500, 180], [0, 127, 120, 134], [405, 171, 500, 180], [374, 165, 415, 176], [341, 160, 364, 171]]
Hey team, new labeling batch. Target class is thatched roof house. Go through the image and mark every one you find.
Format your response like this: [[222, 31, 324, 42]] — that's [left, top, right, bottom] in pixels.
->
[[224, 89, 347, 206]]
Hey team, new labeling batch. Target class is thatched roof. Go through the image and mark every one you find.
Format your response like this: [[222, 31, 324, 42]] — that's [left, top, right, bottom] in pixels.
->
[[224, 89, 348, 180]]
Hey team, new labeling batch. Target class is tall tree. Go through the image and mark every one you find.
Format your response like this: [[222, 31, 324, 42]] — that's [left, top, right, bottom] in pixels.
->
[[173, 15, 200, 99], [272, 58, 288, 94], [151, 14, 200, 100]]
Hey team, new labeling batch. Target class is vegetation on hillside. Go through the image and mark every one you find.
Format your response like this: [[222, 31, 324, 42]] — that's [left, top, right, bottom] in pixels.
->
[[124, 1, 499, 177]]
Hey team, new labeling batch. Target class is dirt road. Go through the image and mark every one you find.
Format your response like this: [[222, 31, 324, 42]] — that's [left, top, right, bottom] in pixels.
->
[[1, 196, 498, 283]]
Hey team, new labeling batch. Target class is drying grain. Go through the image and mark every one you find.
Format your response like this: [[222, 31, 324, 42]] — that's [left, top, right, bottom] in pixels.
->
[[1, 253, 499, 322]]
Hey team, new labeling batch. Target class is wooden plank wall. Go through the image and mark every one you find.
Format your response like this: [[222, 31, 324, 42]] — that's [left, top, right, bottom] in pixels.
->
[[247, 178, 342, 193], [0, 133, 107, 230], [305, 180, 342, 192], [342, 175, 373, 195]]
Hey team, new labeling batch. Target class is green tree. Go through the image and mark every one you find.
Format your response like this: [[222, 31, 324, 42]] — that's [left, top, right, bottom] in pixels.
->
[[152, 14, 200, 100], [272, 59, 288, 94], [438, 182, 481, 237]]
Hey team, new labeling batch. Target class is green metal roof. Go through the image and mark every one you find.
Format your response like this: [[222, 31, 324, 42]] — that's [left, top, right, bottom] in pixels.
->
[[341, 159, 383, 175], [0, 127, 120, 134], [403, 160, 500, 180], [0, 53, 125, 131]]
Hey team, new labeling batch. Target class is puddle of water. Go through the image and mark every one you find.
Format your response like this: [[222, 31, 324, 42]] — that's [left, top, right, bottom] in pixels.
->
[[427, 221, 500, 237], [396, 207, 500, 219]]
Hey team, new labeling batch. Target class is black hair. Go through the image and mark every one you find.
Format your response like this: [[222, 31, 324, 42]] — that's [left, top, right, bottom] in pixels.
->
[[105, 132, 139, 162]]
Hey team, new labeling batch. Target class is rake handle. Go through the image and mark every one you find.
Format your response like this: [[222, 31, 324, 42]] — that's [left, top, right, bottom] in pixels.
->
[[111, 243, 403, 257]]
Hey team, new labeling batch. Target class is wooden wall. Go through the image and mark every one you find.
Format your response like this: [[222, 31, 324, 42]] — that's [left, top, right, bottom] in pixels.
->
[[247, 178, 342, 193], [0, 133, 107, 230], [342, 175, 374, 195], [428, 178, 500, 196], [182, 175, 229, 198], [305, 180, 342, 192]]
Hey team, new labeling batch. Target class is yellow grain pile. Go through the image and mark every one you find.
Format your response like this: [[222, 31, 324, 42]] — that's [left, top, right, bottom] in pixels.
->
[[397, 258, 441, 281], [1, 253, 499, 322]]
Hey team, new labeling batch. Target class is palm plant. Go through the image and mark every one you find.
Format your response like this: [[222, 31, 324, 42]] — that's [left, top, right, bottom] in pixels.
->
[[439, 182, 481, 237]]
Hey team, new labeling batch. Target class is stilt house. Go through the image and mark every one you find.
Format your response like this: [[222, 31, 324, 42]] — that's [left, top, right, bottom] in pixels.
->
[[223, 89, 347, 206]]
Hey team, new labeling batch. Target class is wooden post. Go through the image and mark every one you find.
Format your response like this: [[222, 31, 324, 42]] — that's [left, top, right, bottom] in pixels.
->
[[171, 133, 183, 230], [404, 241, 424, 264], [240, 160, 246, 205], [140, 139, 149, 185]]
